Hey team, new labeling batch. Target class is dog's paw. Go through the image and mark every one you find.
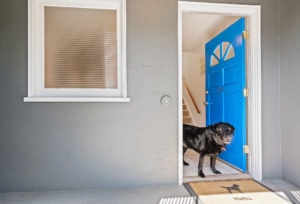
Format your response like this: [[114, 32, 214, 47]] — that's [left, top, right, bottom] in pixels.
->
[[213, 170, 221, 174], [183, 160, 189, 166], [198, 171, 206, 178]]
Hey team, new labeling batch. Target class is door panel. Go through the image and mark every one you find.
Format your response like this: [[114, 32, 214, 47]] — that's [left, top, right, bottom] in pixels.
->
[[205, 18, 247, 172], [223, 65, 237, 85]]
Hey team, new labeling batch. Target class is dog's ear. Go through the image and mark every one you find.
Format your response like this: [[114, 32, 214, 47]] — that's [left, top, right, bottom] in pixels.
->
[[228, 125, 235, 133], [215, 124, 223, 134], [216, 127, 222, 133]]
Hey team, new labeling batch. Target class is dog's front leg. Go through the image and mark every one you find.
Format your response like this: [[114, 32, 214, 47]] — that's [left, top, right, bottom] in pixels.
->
[[198, 154, 206, 178], [210, 155, 221, 174], [183, 146, 189, 166]]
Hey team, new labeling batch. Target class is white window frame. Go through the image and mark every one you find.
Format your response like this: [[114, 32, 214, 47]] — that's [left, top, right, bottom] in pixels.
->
[[24, 0, 129, 102]]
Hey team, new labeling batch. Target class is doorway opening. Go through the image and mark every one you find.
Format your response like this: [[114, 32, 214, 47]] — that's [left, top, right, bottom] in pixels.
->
[[178, 2, 261, 185]]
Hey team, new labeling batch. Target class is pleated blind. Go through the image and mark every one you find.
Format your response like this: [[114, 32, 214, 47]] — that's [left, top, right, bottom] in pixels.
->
[[44, 6, 118, 89]]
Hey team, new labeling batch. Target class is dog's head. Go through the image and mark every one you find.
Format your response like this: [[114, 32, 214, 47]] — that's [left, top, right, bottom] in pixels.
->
[[212, 122, 235, 146]]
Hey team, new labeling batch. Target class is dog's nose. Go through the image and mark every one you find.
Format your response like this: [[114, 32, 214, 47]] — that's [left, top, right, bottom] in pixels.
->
[[224, 136, 232, 143]]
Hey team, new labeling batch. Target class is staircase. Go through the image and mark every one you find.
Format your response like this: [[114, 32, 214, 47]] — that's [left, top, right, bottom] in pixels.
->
[[183, 99, 192, 124]]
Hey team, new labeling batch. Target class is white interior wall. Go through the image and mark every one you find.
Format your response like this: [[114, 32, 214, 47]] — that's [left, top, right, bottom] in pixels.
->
[[182, 51, 205, 126]]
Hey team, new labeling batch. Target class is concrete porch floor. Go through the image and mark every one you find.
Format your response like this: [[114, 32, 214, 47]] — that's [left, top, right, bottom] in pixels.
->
[[0, 180, 298, 204], [0, 185, 189, 204]]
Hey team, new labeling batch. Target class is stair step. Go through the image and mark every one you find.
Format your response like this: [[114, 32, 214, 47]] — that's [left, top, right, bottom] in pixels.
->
[[183, 116, 192, 124], [183, 99, 192, 124], [183, 110, 189, 116]]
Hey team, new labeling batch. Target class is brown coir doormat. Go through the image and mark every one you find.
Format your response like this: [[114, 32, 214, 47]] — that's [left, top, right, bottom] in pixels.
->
[[187, 179, 291, 203]]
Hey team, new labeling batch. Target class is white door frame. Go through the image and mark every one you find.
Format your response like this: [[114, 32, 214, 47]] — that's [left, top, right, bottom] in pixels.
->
[[178, 1, 261, 184]]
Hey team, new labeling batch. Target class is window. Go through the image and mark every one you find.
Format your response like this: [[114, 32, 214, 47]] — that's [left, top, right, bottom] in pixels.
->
[[210, 41, 235, 67], [25, 0, 129, 102]]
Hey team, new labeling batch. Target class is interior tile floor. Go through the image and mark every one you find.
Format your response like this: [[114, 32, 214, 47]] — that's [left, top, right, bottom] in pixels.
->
[[183, 149, 251, 182]]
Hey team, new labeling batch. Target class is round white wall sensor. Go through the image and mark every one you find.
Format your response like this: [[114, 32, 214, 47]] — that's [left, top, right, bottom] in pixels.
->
[[160, 95, 173, 107]]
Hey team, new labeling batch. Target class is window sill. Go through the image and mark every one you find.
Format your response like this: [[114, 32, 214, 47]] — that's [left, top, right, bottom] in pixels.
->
[[24, 97, 130, 102]]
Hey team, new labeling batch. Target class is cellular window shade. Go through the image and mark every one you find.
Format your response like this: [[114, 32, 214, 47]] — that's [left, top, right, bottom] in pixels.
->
[[44, 6, 118, 89]]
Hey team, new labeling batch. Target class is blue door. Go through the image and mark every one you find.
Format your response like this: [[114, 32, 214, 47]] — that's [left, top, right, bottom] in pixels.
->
[[205, 18, 247, 172]]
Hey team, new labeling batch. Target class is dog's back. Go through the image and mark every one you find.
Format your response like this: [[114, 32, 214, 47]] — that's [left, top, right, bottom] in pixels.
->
[[183, 124, 206, 152], [183, 124, 205, 137]]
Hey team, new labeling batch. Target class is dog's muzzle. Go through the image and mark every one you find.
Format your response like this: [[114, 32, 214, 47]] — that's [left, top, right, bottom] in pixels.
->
[[223, 134, 233, 144]]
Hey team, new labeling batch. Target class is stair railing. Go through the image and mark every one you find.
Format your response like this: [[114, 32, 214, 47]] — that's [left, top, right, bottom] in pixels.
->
[[183, 80, 201, 114]]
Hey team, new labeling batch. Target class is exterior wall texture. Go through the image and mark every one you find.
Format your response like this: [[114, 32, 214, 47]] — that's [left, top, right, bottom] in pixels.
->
[[280, 0, 300, 187], [0, 0, 287, 192]]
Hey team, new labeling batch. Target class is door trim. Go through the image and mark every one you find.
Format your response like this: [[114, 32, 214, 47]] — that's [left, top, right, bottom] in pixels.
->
[[178, 1, 261, 184]]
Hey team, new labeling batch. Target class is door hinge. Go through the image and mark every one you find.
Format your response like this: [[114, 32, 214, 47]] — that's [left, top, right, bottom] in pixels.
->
[[242, 31, 248, 40], [243, 145, 250, 154], [243, 88, 249, 97]]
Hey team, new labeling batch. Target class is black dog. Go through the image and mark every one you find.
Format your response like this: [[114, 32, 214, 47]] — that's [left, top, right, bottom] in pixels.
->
[[183, 122, 235, 178]]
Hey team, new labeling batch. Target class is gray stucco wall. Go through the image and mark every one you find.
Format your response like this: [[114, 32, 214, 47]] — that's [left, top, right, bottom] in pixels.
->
[[260, 0, 282, 180], [0, 0, 178, 192], [280, 0, 300, 187], [0, 0, 283, 192]]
